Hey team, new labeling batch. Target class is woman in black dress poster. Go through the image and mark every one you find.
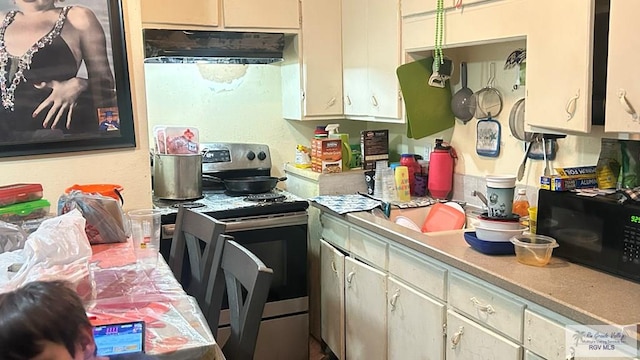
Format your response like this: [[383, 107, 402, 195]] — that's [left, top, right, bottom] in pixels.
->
[[0, 0, 117, 144]]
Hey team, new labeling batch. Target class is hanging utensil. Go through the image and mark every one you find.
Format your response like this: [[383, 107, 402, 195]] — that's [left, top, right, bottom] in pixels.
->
[[508, 98, 534, 142], [517, 140, 535, 181], [471, 62, 504, 119], [451, 61, 475, 123], [476, 116, 501, 157]]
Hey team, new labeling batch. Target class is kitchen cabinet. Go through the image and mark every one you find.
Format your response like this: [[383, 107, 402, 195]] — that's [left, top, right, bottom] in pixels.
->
[[387, 277, 446, 360], [223, 0, 299, 29], [141, 0, 299, 30], [402, 0, 488, 18], [342, 0, 402, 121], [604, 1, 640, 133], [320, 239, 346, 360], [344, 256, 387, 360], [446, 310, 522, 359], [141, 0, 219, 28], [281, 0, 343, 120], [525, 0, 594, 133], [402, 0, 523, 52]]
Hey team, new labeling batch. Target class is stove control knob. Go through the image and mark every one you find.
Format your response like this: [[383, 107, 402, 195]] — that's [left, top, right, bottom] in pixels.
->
[[247, 151, 256, 160], [258, 151, 267, 161]]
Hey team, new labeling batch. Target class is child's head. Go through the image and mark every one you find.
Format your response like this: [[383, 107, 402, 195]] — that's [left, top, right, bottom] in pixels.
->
[[0, 280, 96, 360]]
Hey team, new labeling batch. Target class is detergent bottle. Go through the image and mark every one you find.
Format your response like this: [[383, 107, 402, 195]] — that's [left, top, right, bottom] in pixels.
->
[[428, 139, 456, 199]]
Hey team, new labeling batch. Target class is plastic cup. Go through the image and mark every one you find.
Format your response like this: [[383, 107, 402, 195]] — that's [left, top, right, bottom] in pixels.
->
[[485, 175, 516, 218], [528, 206, 538, 234], [128, 209, 162, 268]]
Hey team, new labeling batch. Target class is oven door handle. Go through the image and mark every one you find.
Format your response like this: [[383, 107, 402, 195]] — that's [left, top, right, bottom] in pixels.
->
[[224, 212, 308, 232], [162, 224, 176, 239]]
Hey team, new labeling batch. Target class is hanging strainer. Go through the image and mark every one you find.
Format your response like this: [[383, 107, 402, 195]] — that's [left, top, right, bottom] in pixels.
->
[[509, 98, 535, 142], [470, 62, 503, 118]]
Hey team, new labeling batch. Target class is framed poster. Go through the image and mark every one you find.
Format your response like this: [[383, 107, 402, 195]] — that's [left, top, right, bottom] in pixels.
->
[[0, 0, 135, 157]]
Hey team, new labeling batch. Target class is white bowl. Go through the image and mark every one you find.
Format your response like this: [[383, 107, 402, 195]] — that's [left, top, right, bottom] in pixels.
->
[[477, 217, 522, 231], [474, 225, 527, 242], [394, 216, 422, 232]]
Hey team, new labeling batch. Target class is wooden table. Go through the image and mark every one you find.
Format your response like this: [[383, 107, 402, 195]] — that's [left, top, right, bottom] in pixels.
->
[[88, 241, 224, 360]]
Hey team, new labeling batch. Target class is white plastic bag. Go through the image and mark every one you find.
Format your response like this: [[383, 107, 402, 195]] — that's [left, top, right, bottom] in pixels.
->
[[0, 209, 95, 300]]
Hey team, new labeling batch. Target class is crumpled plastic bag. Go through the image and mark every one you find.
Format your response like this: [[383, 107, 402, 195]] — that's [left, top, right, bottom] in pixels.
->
[[0, 220, 28, 254], [58, 190, 128, 244], [0, 209, 95, 300]]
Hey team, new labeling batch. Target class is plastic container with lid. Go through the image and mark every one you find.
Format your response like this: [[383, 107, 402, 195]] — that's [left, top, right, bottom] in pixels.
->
[[0, 183, 43, 207], [400, 154, 422, 196], [0, 199, 51, 223], [428, 139, 456, 199], [512, 188, 530, 217]]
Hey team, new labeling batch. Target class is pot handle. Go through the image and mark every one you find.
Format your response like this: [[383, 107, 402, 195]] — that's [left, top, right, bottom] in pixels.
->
[[202, 175, 223, 182], [277, 176, 288, 182]]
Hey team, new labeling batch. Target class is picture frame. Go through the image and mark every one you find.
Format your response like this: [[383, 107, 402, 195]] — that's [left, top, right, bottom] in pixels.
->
[[0, 0, 135, 157]]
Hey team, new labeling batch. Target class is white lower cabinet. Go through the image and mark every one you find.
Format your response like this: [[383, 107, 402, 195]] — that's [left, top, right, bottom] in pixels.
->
[[523, 309, 572, 360], [446, 310, 522, 360], [387, 277, 445, 360], [320, 239, 345, 360], [524, 349, 546, 360], [344, 256, 387, 360]]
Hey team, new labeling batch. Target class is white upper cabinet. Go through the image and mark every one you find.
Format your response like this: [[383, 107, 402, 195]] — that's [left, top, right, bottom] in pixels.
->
[[402, 0, 488, 17], [141, 0, 220, 28], [223, 0, 300, 29], [282, 0, 343, 120], [525, 0, 594, 133], [342, 0, 402, 121], [141, 0, 300, 30], [605, 1, 640, 133], [402, 0, 527, 51]]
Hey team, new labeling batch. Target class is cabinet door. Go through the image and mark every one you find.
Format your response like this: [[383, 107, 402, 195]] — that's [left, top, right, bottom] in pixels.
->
[[342, 0, 370, 116], [387, 277, 445, 360], [141, 0, 219, 27], [446, 310, 522, 360], [345, 256, 387, 360], [605, 1, 640, 132], [320, 240, 346, 360], [300, 0, 344, 117], [525, 0, 594, 133], [223, 0, 299, 29], [367, 0, 401, 119]]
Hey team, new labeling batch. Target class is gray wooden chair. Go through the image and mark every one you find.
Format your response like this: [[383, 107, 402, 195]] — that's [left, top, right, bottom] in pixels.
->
[[168, 207, 227, 311], [207, 238, 273, 360]]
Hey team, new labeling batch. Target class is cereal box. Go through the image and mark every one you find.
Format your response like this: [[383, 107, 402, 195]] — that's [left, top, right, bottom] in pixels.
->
[[311, 138, 342, 174]]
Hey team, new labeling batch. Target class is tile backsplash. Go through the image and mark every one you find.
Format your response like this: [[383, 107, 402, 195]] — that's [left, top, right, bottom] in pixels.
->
[[452, 173, 539, 209]]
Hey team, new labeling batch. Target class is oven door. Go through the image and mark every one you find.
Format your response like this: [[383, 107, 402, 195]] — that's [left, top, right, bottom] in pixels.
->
[[218, 211, 309, 324]]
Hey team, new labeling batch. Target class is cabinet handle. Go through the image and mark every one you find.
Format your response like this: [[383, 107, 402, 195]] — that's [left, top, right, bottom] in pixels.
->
[[331, 261, 338, 274], [565, 89, 580, 120], [346, 271, 355, 285], [371, 95, 378, 107], [617, 89, 638, 120], [470, 297, 496, 314], [326, 97, 336, 108], [566, 347, 575, 360], [345, 95, 352, 106], [389, 289, 400, 311], [301, 90, 306, 101], [450, 326, 464, 349]]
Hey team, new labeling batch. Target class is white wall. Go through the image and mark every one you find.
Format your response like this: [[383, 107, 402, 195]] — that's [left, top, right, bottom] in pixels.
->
[[0, 0, 153, 212]]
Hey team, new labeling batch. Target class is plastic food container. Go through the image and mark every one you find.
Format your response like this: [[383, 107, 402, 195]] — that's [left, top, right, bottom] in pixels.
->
[[510, 234, 559, 266], [0, 183, 43, 207], [0, 199, 51, 223]]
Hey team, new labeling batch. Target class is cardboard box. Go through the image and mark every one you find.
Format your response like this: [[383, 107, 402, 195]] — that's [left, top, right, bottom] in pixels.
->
[[360, 129, 389, 170], [311, 138, 342, 174], [554, 166, 597, 177], [540, 174, 598, 191]]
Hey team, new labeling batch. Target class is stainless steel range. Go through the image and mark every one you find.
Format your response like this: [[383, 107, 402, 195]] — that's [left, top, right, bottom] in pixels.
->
[[153, 142, 310, 360]]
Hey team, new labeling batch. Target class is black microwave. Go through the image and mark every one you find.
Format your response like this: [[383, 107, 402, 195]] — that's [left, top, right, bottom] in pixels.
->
[[537, 190, 640, 283]]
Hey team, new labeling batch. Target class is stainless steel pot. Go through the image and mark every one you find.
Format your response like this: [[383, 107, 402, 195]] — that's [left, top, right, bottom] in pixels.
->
[[153, 154, 203, 200]]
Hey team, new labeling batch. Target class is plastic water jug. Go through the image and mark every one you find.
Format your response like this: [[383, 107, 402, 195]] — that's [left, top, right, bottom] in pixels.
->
[[428, 139, 456, 199]]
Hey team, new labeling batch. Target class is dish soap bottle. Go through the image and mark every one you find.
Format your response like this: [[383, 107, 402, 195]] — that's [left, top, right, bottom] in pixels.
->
[[512, 188, 530, 217]]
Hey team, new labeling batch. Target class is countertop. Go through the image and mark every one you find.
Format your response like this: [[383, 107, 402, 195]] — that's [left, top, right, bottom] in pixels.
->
[[312, 202, 640, 328]]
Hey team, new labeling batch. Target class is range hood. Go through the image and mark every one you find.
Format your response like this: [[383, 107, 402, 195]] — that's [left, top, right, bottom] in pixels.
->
[[143, 29, 285, 64]]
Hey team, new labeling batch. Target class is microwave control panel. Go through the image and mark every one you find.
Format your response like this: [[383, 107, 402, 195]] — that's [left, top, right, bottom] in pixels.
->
[[622, 224, 640, 265]]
